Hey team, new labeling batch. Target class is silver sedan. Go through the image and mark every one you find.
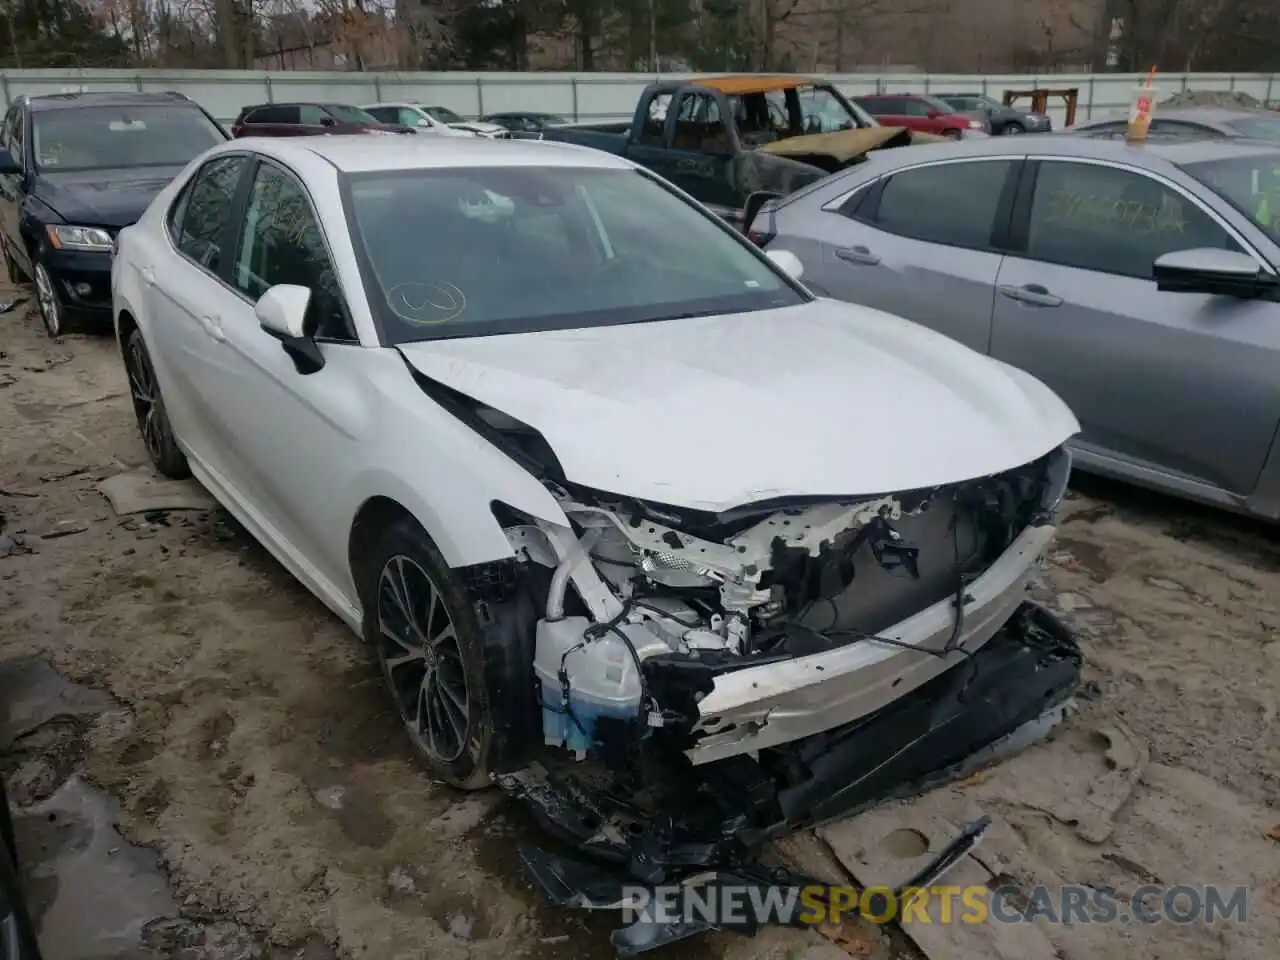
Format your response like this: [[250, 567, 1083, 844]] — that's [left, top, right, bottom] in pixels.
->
[[752, 134, 1280, 521]]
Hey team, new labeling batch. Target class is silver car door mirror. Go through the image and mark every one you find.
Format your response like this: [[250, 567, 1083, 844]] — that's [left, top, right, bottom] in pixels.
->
[[256, 284, 325, 374], [766, 248, 805, 281], [1153, 248, 1277, 298]]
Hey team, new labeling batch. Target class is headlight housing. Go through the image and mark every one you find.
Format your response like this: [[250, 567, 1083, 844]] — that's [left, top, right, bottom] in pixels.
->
[[47, 224, 113, 252]]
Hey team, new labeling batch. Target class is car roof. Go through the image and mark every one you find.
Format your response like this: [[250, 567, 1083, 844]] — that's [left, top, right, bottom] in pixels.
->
[[858, 131, 1280, 169], [1075, 106, 1277, 129], [26, 91, 194, 112], [235, 134, 635, 173], [689, 74, 824, 95]]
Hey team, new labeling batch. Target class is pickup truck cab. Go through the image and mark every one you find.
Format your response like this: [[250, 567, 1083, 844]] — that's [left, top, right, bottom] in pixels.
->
[[541, 75, 939, 223]]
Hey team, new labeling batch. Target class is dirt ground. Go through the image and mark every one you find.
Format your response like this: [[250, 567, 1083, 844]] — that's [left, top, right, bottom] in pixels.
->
[[1, 288, 1278, 960]]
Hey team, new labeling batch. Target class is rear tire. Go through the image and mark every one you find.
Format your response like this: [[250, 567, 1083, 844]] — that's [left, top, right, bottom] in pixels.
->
[[123, 328, 190, 479], [944, 129, 963, 140], [1003, 123, 1024, 135], [359, 518, 496, 790]]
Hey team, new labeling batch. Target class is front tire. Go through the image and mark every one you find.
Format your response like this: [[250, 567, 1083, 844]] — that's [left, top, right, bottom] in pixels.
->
[[123, 328, 190, 479], [32, 249, 66, 338], [360, 519, 495, 790], [1003, 123, 1024, 135]]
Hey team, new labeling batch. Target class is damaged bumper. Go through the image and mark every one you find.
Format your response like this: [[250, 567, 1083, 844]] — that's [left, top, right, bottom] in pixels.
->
[[688, 522, 1056, 763]]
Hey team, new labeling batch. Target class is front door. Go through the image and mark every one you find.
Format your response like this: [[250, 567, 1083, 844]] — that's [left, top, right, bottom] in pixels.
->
[[989, 158, 1280, 497], [199, 157, 365, 588], [799, 157, 1018, 354], [661, 90, 739, 215]]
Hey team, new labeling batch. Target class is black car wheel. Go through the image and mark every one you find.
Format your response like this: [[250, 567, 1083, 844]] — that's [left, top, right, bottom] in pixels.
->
[[944, 129, 963, 140], [123, 328, 190, 479], [31, 250, 65, 339], [1003, 122, 1024, 135], [359, 518, 496, 790]]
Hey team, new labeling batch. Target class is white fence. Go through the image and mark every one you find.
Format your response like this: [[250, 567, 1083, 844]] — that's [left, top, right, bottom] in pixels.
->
[[0, 68, 1276, 129]]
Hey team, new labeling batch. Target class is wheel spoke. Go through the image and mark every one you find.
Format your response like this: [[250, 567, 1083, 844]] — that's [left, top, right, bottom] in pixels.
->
[[376, 553, 471, 765]]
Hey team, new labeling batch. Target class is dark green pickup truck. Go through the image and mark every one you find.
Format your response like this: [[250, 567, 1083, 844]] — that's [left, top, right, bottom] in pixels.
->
[[536, 74, 946, 223]]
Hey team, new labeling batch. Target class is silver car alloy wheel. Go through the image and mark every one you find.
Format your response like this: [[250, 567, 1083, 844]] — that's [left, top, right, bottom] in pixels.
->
[[33, 261, 61, 337], [376, 555, 472, 764], [125, 335, 165, 464]]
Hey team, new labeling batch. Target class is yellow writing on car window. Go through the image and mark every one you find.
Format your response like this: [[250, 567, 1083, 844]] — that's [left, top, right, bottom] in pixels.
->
[[1042, 189, 1187, 235]]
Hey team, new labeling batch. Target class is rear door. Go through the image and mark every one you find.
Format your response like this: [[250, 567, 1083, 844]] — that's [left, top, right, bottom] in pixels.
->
[[780, 155, 1021, 353], [857, 97, 913, 130], [989, 157, 1280, 497]]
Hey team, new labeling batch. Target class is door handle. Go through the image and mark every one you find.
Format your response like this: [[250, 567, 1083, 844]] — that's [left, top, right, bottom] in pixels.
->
[[140, 266, 156, 286], [998, 283, 1062, 307], [834, 245, 881, 266], [199, 315, 226, 342]]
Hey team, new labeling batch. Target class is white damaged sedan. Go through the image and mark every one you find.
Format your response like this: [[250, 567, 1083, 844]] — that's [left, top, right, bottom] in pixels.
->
[[112, 136, 1081, 885]]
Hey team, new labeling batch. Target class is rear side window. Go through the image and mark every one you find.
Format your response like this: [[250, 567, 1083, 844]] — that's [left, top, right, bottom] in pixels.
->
[[365, 107, 395, 123], [248, 105, 297, 124], [170, 154, 248, 272], [873, 159, 1014, 249], [299, 105, 328, 125]]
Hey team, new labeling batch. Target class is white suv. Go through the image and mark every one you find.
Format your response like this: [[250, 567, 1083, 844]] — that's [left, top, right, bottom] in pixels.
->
[[362, 102, 507, 138]]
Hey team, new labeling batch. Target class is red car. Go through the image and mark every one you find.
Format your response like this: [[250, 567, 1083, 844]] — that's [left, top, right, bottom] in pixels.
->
[[852, 93, 989, 138], [230, 102, 415, 137]]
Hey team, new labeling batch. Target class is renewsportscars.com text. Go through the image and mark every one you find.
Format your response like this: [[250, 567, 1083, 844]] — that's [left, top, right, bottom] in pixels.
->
[[619, 883, 1251, 927]]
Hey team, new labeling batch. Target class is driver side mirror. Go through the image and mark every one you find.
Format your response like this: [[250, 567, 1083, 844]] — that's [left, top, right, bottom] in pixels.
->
[[1153, 248, 1277, 298], [766, 248, 805, 281], [256, 284, 325, 373], [320, 116, 337, 128], [0, 148, 18, 176]]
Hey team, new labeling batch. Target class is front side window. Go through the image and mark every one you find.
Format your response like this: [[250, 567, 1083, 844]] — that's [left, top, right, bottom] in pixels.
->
[[874, 159, 1014, 249], [343, 165, 802, 344], [1025, 161, 1239, 277], [325, 104, 380, 124], [233, 162, 349, 339], [797, 86, 872, 133], [32, 104, 225, 172], [172, 154, 248, 272], [426, 106, 464, 125], [1180, 151, 1280, 245]]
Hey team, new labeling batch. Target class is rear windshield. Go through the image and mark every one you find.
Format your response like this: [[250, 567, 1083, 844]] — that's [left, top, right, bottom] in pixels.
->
[[32, 104, 226, 172], [343, 165, 802, 343], [1180, 151, 1280, 243]]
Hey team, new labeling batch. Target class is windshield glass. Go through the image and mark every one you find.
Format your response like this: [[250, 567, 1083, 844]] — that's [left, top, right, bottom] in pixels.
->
[[1180, 152, 1280, 242], [326, 104, 380, 124], [427, 106, 464, 124], [1223, 116, 1280, 141], [796, 86, 875, 133], [32, 104, 225, 172], [344, 166, 802, 343]]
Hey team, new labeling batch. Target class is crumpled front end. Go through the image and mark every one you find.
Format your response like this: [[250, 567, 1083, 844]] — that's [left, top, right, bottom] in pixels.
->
[[504, 443, 1073, 773]]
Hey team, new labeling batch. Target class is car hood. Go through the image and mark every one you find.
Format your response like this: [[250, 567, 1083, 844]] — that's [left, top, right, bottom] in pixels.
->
[[397, 300, 1080, 512], [34, 166, 186, 228]]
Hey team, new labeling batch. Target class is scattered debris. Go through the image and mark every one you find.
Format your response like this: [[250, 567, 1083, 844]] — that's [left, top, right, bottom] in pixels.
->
[[1070, 723, 1151, 844], [39, 466, 91, 483], [21, 353, 72, 373], [387, 866, 416, 893], [0, 531, 32, 558], [40, 524, 88, 541], [0, 296, 25, 313], [1266, 824, 1280, 843], [1146, 576, 1186, 592], [0, 487, 38, 498], [98, 468, 216, 516], [447, 913, 475, 940]]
